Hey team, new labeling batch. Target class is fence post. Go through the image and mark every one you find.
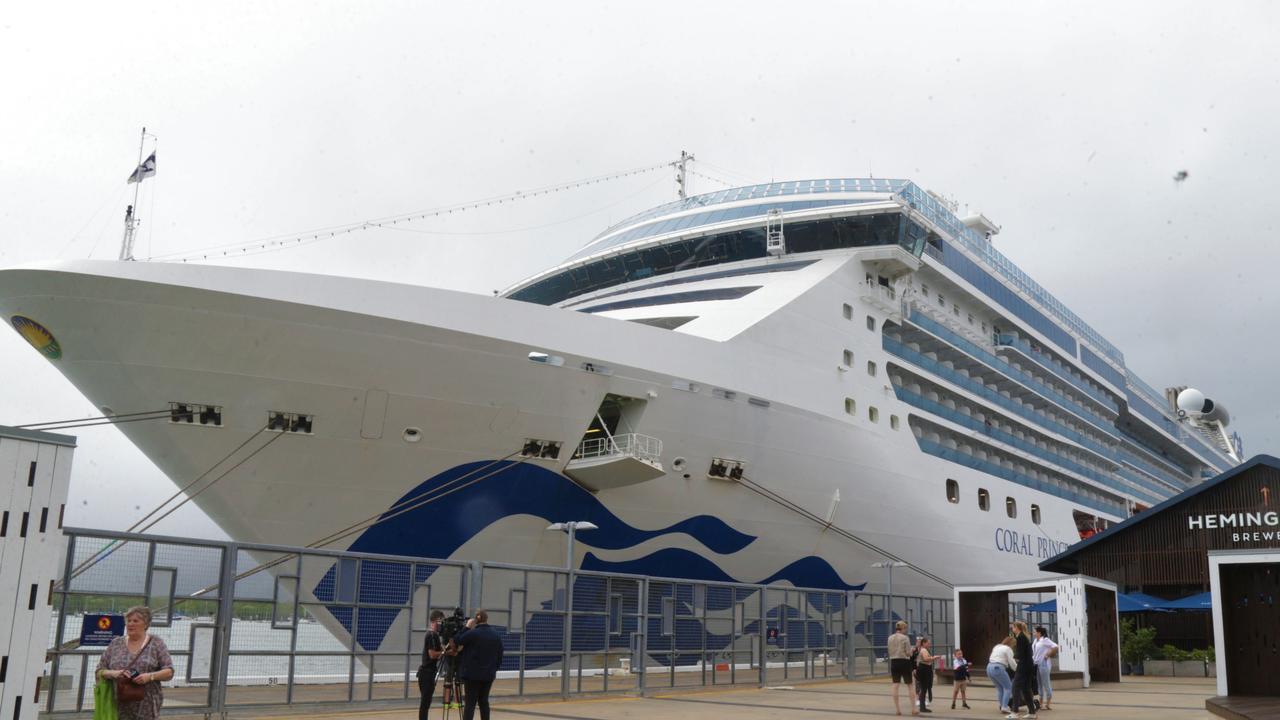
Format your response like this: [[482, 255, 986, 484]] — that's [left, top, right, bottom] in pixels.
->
[[637, 576, 648, 695], [562, 562, 575, 700], [212, 542, 239, 720], [752, 584, 762, 681], [468, 560, 483, 613], [845, 591, 856, 680], [47, 532, 77, 714]]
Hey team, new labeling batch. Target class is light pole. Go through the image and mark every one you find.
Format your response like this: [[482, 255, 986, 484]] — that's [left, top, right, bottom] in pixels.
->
[[547, 521, 598, 698], [871, 561, 909, 652]]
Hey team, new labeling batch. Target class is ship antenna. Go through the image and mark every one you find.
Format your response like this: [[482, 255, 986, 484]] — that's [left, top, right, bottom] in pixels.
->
[[672, 150, 695, 200], [120, 127, 156, 261]]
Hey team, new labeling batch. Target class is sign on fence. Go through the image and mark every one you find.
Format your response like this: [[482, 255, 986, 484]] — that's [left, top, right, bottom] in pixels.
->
[[79, 614, 124, 646]]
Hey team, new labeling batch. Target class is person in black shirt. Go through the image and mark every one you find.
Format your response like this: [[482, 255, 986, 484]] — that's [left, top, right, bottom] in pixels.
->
[[417, 610, 445, 720], [1007, 621, 1037, 719], [454, 610, 504, 720]]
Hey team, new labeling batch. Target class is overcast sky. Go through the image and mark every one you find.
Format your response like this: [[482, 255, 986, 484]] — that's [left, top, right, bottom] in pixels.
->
[[2, 1, 1277, 539]]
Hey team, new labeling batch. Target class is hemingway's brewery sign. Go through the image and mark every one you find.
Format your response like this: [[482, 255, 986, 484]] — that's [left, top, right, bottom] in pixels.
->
[[1187, 511, 1280, 543]]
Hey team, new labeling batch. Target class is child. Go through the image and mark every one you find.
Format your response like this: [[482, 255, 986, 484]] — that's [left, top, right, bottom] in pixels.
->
[[951, 648, 972, 710]]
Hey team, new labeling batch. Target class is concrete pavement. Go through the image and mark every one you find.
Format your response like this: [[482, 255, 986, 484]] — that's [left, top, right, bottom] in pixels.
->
[[226, 674, 1217, 720]]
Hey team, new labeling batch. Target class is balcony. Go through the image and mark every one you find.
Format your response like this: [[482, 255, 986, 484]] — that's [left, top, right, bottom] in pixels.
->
[[907, 310, 1119, 436], [895, 386, 1164, 506], [915, 438, 1125, 516], [565, 433, 666, 492], [994, 334, 1120, 413], [883, 337, 1121, 464]]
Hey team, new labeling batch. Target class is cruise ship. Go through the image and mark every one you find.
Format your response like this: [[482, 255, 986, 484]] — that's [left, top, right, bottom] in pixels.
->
[[2, 178, 1243, 621]]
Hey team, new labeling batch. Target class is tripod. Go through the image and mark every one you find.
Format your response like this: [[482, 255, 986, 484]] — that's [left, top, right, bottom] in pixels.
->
[[435, 649, 464, 720]]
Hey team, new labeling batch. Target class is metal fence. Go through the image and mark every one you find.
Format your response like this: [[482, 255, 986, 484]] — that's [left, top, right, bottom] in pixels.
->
[[849, 592, 956, 677], [42, 528, 940, 718]]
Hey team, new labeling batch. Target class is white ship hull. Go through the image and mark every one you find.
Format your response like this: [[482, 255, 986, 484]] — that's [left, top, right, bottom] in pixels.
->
[[9, 175, 1243, 662], [1, 258, 1086, 612]]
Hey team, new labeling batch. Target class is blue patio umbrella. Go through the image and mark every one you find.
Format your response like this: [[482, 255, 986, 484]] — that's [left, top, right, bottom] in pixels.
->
[[1015, 593, 1170, 614], [1125, 592, 1169, 607], [1022, 598, 1056, 613], [1157, 592, 1213, 610]]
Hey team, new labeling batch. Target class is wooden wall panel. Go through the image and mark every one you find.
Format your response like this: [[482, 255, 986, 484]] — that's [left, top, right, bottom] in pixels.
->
[[1069, 466, 1280, 589], [1221, 562, 1280, 696], [959, 592, 1008, 665], [1084, 587, 1119, 682]]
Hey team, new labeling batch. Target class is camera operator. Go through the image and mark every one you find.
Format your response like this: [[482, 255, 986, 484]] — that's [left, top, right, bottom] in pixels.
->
[[417, 610, 445, 720], [454, 610, 503, 720]]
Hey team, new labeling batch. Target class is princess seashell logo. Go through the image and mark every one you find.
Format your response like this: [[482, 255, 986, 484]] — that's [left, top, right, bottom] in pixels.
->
[[10, 315, 62, 360]]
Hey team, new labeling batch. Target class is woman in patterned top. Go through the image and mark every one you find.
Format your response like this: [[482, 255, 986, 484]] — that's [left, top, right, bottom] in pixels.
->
[[96, 606, 174, 720]]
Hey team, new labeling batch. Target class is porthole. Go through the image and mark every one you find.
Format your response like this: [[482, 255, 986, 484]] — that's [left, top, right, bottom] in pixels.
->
[[672, 457, 687, 471], [403, 427, 423, 443]]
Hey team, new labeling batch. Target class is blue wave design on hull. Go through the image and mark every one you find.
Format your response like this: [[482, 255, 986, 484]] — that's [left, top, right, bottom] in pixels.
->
[[351, 460, 755, 558], [581, 549, 866, 592], [315, 461, 860, 650]]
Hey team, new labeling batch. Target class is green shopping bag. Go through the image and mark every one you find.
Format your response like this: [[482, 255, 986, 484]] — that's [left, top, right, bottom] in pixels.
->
[[94, 678, 119, 720]]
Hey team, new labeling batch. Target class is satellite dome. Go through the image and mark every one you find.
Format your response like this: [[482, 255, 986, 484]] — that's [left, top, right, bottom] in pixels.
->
[[1176, 388, 1207, 414]]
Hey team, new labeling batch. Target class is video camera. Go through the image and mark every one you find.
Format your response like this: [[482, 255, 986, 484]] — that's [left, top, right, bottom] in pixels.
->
[[439, 607, 468, 644]]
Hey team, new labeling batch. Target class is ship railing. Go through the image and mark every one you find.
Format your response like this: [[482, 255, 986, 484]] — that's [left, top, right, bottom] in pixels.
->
[[573, 433, 663, 463], [906, 309, 1119, 439], [859, 282, 901, 317], [883, 337, 1121, 465], [895, 386, 1164, 506], [916, 438, 1125, 516], [993, 333, 1120, 413], [911, 301, 993, 352]]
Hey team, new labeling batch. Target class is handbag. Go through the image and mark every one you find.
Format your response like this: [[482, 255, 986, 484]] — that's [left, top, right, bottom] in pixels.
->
[[93, 679, 119, 720], [114, 638, 152, 703]]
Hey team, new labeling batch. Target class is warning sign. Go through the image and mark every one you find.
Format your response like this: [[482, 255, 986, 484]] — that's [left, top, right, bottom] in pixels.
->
[[80, 614, 124, 646]]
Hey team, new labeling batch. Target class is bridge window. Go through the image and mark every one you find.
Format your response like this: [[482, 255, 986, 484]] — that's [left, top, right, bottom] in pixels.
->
[[509, 213, 924, 306], [1006, 497, 1017, 518], [844, 398, 856, 415], [843, 349, 853, 366], [868, 406, 879, 423], [1031, 504, 1042, 524], [866, 316, 876, 332], [946, 479, 959, 504], [867, 361, 877, 377], [978, 489, 990, 511], [843, 303, 853, 320], [890, 415, 900, 430]]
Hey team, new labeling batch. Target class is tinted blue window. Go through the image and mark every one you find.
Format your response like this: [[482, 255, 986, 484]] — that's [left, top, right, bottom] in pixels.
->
[[579, 286, 761, 313], [1081, 346, 1126, 389], [512, 214, 916, 305], [938, 240, 1077, 356], [564, 259, 817, 307]]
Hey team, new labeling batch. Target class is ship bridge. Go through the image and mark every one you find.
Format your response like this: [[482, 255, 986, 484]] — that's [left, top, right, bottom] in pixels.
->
[[503, 178, 931, 308]]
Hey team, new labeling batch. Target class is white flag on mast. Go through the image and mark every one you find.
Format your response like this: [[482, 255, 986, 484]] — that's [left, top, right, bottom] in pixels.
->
[[127, 152, 156, 184]]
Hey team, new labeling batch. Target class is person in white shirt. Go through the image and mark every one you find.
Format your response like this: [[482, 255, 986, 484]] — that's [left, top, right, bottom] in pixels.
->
[[986, 637, 1016, 713], [1032, 627, 1060, 711]]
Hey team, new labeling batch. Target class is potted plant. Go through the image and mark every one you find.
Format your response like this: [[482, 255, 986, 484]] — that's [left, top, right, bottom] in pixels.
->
[[1120, 619, 1156, 676], [1192, 647, 1217, 677]]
